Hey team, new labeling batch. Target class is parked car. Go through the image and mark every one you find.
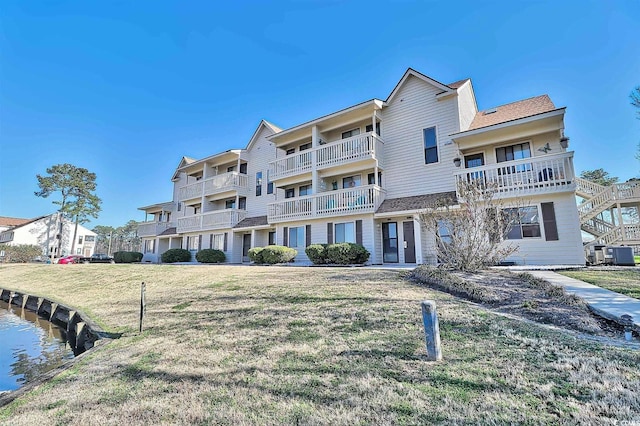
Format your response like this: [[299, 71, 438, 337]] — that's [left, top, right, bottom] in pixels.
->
[[58, 255, 82, 264], [78, 253, 115, 264]]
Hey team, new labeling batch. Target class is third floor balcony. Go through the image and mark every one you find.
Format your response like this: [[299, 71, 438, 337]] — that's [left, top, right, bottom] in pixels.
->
[[178, 172, 249, 202], [268, 132, 384, 181]]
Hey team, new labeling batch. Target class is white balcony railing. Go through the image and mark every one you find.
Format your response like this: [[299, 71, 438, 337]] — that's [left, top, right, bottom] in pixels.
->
[[453, 152, 575, 197], [176, 209, 246, 233], [203, 172, 249, 197], [137, 221, 175, 237], [179, 181, 204, 201], [268, 132, 384, 180], [316, 133, 384, 170], [268, 185, 385, 222]]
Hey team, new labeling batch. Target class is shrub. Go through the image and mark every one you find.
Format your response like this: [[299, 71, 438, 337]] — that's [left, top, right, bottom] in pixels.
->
[[305, 244, 328, 264], [326, 243, 370, 265], [195, 249, 225, 264], [113, 251, 143, 263], [248, 247, 265, 264], [260, 245, 297, 264], [161, 248, 192, 263], [0, 244, 43, 263]]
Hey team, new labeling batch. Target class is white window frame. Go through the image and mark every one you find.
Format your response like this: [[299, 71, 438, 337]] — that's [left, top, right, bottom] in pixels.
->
[[334, 222, 355, 243], [288, 226, 305, 248]]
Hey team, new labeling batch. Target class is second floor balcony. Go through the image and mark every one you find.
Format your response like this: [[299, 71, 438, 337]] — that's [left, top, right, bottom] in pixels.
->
[[179, 172, 249, 202], [176, 209, 246, 233], [268, 185, 385, 223], [138, 221, 175, 237], [453, 152, 575, 198], [269, 132, 384, 181]]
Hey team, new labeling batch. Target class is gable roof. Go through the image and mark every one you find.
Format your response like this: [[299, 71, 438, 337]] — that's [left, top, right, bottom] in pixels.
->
[[0, 216, 31, 228], [245, 120, 282, 151], [172, 156, 197, 181], [447, 78, 470, 89], [466, 95, 558, 131], [386, 68, 457, 103]]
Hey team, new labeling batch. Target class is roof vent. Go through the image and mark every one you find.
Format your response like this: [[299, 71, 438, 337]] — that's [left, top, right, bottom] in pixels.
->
[[483, 108, 498, 115]]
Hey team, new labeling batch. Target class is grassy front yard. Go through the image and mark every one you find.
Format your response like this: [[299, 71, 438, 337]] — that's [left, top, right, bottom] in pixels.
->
[[1, 264, 639, 425], [558, 269, 640, 300]]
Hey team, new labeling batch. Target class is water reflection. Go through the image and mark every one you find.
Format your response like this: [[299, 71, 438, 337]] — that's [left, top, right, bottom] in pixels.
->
[[0, 301, 75, 392]]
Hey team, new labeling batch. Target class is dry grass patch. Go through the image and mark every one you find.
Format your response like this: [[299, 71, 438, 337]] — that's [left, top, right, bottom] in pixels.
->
[[0, 264, 639, 425]]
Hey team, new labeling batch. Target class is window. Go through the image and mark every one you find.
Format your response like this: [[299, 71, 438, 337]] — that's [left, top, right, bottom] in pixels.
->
[[240, 163, 247, 174], [437, 220, 452, 245], [299, 184, 312, 196], [299, 142, 312, 151], [239, 197, 246, 210], [365, 123, 381, 135], [187, 235, 200, 251], [285, 188, 295, 199], [286, 148, 296, 155], [85, 236, 95, 242], [504, 206, 541, 239], [144, 239, 155, 253], [342, 128, 361, 139], [335, 222, 355, 243], [496, 142, 531, 163], [165, 212, 171, 223], [177, 202, 182, 212], [423, 127, 438, 164], [288, 226, 305, 248], [225, 199, 236, 209], [342, 175, 361, 188], [193, 205, 201, 214], [210, 233, 225, 250], [267, 170, 273, 194], [76, 248, 82, 254], [227, 166, 236, 173], [268, 231, 276, 245], [78, 236, 83, 244], [256, 172, 263, 196], [367, 172, 382, 186]]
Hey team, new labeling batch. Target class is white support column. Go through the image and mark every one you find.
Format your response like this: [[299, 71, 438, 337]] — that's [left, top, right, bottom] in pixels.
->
[[251, 229, 256, 249], [413, 215, 423, 264], [311, 125, 319, 195]]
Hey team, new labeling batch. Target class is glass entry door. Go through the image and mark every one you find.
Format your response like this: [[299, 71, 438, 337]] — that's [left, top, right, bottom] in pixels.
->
[[382, 222, 399, 263]]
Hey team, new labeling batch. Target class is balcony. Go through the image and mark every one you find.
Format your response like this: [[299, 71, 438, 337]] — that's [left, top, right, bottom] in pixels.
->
[[138, 221, 175, 237], [268, 185, 385, 223], [203, 172, 249, 198], [176, 209, 246, 233], [179, 172, 249, 201], [453, 152, 575, 198], [268, 132, 384, 181]]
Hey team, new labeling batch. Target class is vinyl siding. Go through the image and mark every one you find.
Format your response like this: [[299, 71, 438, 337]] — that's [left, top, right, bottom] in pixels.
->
[[457, 81, 477, 132], [244, 126, 278, 217], [381, 75, 459, 198]]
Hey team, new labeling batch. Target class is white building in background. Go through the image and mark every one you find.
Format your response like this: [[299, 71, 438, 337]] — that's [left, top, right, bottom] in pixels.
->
[[0, 213, 97, 258], [137, 68, 586, 266]]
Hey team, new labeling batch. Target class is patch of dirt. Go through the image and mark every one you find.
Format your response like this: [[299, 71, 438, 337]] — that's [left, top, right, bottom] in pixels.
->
[[409, 266, 627, 338]]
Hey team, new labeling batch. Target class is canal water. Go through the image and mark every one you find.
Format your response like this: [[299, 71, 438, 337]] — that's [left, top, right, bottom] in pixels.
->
[[0, 300, 75, 392]]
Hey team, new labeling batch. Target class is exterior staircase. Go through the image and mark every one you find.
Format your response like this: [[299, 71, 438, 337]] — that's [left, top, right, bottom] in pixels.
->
[[575, 177, 640, 248]]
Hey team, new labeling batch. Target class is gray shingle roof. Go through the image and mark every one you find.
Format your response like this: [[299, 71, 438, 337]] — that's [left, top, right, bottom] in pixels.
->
[[158, 227, 177, 236], [233, 216, 269, 229], [376, 192, 458, 214]]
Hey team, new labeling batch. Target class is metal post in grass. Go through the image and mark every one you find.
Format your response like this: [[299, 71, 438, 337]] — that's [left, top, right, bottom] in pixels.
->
[[139, 282, 146, 333], [421, 300, 442, 361]]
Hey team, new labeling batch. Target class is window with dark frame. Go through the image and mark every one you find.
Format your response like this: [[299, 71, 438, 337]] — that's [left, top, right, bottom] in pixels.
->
[[267, 170, 273, 194], [268, 231, 276, 245], [423, 127, 438, 164], [299, 184, 312, 196], [365, 123, 381, 135], [341, 128, 361, 139], [504, 206, 541, 239], [256, 171, 262, 196], [299, 142, 312, 151], [285, 188, 295, 199]]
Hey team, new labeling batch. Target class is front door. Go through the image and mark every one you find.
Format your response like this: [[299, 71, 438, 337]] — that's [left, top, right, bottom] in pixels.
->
[[382, 222, 399, 263], [403, 221, 416, 263], [242, 234, 251, 262]]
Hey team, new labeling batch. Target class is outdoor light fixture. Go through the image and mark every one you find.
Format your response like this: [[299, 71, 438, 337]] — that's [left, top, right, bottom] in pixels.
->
[[560, 137, 569, 149], [453, 157, 461, 167]]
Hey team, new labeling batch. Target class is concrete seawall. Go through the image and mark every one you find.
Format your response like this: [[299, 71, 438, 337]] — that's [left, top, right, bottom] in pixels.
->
[[0, 289, 100, 355]]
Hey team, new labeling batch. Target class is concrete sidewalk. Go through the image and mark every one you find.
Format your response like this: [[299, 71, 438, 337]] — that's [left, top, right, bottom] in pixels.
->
[[528, 270, 640, 331]]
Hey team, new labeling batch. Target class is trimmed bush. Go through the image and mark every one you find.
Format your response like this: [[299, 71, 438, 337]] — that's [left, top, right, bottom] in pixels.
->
[[248, 247, 265, 264], [305, 244, 329, 264], [113, 251, 143, 263], [260, 245, 297, 264], [0, 244, 43, 263], [161, 248, 192, 263], [326, 243, 370, 265], [195, 249, 225, 264]]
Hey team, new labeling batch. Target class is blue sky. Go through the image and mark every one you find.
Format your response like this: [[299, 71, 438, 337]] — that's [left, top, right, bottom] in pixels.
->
[[1, 1, 639, 228]]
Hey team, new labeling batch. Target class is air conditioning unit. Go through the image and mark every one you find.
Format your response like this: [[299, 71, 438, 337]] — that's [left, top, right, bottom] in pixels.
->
[[605, 246, 635, 266]]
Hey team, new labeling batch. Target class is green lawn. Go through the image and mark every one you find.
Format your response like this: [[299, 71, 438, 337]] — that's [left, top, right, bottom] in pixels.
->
[[1, 264, 639, 425], [558, 269, 640, 300]]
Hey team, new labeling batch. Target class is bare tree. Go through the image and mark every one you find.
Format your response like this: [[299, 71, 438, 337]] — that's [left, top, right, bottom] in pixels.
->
[[419, 180, 524, 272]]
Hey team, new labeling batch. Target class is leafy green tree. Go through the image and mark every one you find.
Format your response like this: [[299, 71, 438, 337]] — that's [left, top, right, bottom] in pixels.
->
[[579, 169, 619, 186], [35, 164, 102, 258], [92, 225, 115, 254]]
